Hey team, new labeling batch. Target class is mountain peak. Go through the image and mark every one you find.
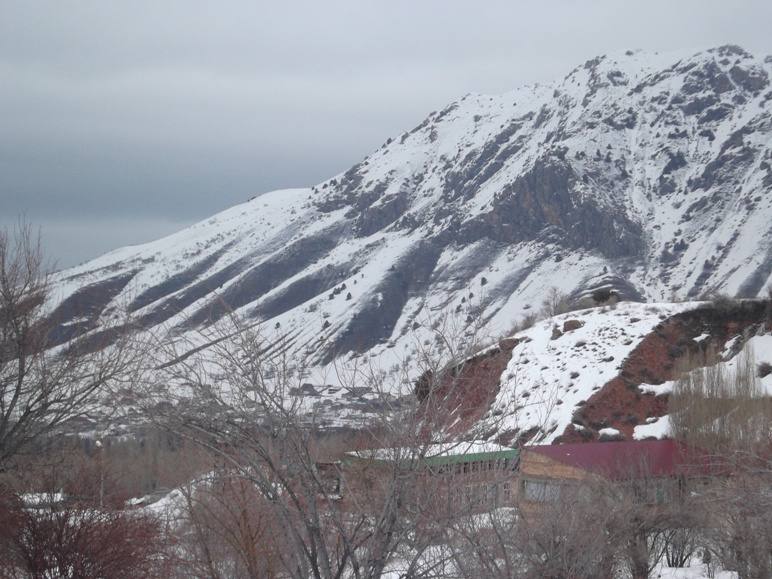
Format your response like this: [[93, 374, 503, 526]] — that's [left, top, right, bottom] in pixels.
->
[[51, 46, 772, 372]]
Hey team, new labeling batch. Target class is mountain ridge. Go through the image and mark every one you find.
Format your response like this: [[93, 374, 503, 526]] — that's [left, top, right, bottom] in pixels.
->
[[50, 45, 772, 377]]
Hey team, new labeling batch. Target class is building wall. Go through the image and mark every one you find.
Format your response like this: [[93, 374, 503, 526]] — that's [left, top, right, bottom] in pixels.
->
[[515, 452, 593, 517], [515, 450, 690, 519], [335, 455, 518, 516], [518, 451, 591, 482]]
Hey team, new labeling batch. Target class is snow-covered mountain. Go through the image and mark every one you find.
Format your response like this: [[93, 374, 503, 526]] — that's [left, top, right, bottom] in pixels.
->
[[51, 45, 772, 379]]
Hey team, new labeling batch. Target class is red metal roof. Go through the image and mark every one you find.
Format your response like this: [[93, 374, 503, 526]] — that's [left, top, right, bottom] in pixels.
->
[[525, 440, 715, 480]]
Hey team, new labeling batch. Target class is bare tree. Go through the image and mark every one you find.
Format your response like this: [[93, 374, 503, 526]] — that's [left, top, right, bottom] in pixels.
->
[[668, 341, 772, 578], [540, 287, 571, 319], [173, 472, 285, 578], [0, 490, 167, 578], [669, 344, 771, 453], [523, 486, 621, 579], [603, 461, 710, 579], [0, 221, 144, 468], [448, 479, 623, 579], [452, 451, 708, 579], [697, 454, 772, 579], [146, 309, 519, 579], [447, 507, 521, 579]]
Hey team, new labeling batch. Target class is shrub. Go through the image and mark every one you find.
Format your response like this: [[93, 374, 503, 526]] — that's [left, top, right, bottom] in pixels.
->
[[0, 493, 166, 578], [506, 312, 538, 337], [541, 287, 571, 318], [703, 292, 737, 315]]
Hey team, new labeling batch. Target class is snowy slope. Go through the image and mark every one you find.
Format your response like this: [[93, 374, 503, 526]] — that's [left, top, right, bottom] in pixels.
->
[[50, 45, 772, 386], [481, 302, 697, 443], [470, 299, 772, 445]]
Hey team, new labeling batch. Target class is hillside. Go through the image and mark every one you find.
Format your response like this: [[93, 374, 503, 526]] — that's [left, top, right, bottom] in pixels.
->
[[47, 45, 772, 420], [431, 299, 772, 445]]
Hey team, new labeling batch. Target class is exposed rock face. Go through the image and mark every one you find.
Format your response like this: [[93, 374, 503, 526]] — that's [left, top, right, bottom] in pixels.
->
[[455, 157, 644, 258], [49, 46, 772, 374]]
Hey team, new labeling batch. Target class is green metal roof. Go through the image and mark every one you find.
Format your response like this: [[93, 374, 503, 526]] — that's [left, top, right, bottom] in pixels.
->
[[421, 448, 519, 467], [344, 442, 519, 468]]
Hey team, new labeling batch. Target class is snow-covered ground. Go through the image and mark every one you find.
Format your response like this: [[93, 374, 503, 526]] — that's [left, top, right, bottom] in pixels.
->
[[656, 563, 737, 579], [483, 301, 700, 443], [348, 440, 513, 462]]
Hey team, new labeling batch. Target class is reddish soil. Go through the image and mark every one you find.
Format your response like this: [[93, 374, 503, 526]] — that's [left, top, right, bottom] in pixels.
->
[[417, 338, 518, 435], [558, 300, 771, 443], [416, 300, 770, 445]]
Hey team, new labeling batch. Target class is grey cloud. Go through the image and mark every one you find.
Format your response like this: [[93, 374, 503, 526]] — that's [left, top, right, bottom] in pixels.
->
[[1, 0, 771, 267], [0, 216, 196, 272]]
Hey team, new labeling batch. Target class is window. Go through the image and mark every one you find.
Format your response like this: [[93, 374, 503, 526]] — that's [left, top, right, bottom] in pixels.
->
[[654, 480, 673, 503], [501, 482, 511, 503], [632, 479, 672, 505], [486, 483, 497, 505], [522, 479, 561, 502]]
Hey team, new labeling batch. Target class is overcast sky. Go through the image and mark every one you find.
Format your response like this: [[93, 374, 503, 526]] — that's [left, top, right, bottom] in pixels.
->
[[2, 1, 771, 268]]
